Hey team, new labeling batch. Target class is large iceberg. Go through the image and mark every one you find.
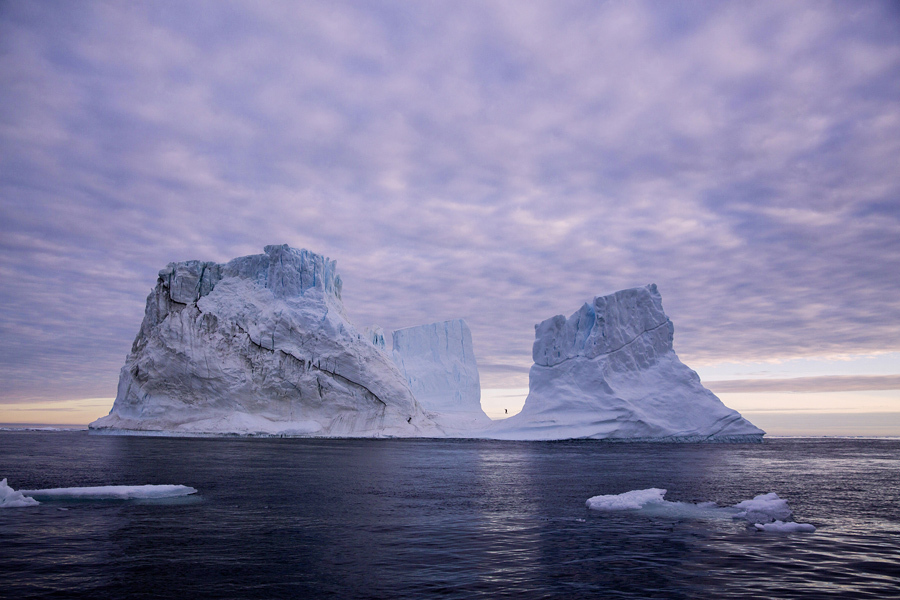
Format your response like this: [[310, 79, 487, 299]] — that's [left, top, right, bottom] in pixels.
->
[[91, 246, 761, 442], [488, 285, 764, 441], [90, 245, 435, 437], [392, 319, 492, 432]]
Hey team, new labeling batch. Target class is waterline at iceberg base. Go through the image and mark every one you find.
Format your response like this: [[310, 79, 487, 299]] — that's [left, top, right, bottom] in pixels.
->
[[90, 245, 763, 442]]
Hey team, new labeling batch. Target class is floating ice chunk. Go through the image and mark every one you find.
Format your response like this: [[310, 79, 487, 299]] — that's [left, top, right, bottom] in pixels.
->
[[586, 488, 814, 532], [20, 484, 197, 501], [733, 492, 793, 523], [586, 488, 667, 511], [754, 520, 816, 532], [586, 488, 734, 520], [0, 478, 40, 508]]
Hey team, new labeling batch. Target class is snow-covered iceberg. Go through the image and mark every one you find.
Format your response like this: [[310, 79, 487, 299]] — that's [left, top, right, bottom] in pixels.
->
[[90, 245, 435, 437], [585, 488, 815, 532], [392, 319, 492, 432], [489, 284, 764, 441]]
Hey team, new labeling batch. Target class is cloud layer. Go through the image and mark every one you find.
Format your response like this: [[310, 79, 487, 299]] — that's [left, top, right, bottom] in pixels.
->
[[2, 1, 899, 401]]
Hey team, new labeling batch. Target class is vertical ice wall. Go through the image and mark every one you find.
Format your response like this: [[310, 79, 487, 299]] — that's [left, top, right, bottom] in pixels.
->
[[392, 319, 492, 431]]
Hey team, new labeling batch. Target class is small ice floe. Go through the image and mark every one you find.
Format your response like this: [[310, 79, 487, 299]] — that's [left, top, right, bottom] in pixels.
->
[[754, 521, 816, 532], [732, 492, 792, 523], [20, 484, 197, 501], [585, 488, 815, 532], [1, 478, 197, 507]]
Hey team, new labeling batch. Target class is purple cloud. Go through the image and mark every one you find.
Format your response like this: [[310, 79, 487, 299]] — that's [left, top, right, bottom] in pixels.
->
[[1, 1, 898, 401]]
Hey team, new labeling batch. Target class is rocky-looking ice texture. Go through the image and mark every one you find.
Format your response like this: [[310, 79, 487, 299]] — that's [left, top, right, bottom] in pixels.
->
[[489, 285, 764, 441], [392, 319, 492, 432], [90, 245, 435, 437]]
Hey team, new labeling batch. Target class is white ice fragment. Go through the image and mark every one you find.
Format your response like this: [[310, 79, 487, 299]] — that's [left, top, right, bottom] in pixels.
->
[[20, 484, 197, 501], [585, 488, 814, 532], [0, 478, 40, 508], [733, 492, 793, 523], [585, 488, 667, 510], [754, 521, 816, 532]]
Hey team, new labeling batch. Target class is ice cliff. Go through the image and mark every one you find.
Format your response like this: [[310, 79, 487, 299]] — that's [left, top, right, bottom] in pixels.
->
[[392, 319, 492, 432], [488, 285, 764, 441], [90, 245, 435, 437]]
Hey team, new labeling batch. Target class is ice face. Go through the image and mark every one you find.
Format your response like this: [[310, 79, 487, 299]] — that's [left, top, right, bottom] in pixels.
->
[[585, 488, 815, 532], [392, 319, 492, 431], [363, 326, 386, 351], [533, 284, 671, 368], [90, 245, 436, 438], [490, 285, 765, 441]]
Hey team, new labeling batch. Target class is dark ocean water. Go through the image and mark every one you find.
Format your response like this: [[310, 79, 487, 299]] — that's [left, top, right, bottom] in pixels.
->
[[1, 432, 898, 599]]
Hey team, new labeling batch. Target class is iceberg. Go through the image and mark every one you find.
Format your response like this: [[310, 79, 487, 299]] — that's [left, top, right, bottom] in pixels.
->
[[586, 488, 815, 531], [90, 245, 436, 437], [489, 285, 764, 441], [89, 246, 761, 442], [392, 319, 492, 432]]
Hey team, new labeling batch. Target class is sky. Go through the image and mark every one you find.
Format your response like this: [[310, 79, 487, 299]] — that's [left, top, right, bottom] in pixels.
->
[[1, 1, 899, 433]]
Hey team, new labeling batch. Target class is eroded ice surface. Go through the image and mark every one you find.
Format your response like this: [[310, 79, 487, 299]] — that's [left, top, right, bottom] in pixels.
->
[[585, 488, 815, 531], [0, 478, 197, 507], [393, 319, 492, 432], [90, 245, 437, 438], [489, 285, 764, 441]]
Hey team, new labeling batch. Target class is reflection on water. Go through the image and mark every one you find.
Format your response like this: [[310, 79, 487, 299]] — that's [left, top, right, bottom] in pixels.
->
[[1, 433, 898, 599]]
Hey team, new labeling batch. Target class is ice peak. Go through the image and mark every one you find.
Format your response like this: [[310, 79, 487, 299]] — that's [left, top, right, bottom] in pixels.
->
[[533, 284, 672, 367], [154, 245, 343, 310], [228, 245, 343, 302]]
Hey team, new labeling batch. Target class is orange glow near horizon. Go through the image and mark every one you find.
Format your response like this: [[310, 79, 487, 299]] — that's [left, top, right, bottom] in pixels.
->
[[0, 398, 113, 426]]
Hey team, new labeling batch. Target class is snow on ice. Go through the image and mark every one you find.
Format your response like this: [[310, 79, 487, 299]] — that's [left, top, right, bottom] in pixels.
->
[[586, 488, 815, 532]]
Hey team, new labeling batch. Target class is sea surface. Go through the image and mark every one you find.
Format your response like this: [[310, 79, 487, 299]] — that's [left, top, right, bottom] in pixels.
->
[[1, 432, 899, 599]]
